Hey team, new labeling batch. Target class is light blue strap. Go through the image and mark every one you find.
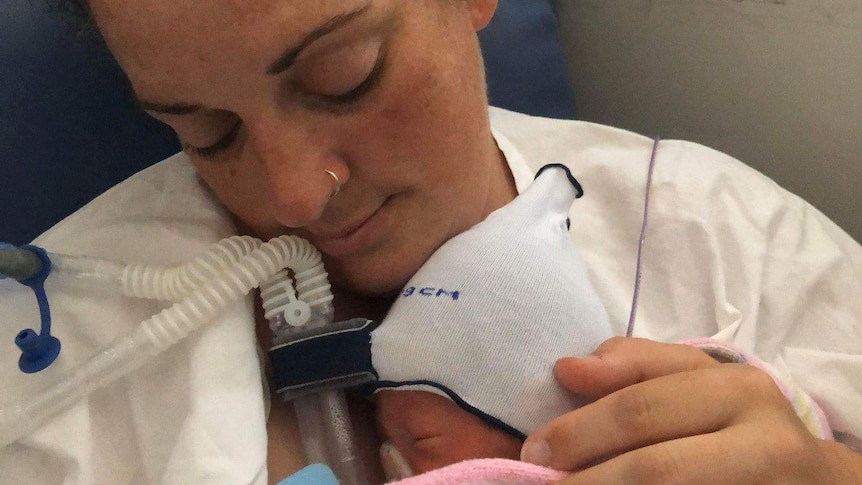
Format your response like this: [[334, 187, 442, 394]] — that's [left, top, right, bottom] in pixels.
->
[[275, 464, 339, 485]]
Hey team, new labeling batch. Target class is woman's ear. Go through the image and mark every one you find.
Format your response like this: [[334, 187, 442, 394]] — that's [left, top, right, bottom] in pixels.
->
[[465, 0, 498, 32]]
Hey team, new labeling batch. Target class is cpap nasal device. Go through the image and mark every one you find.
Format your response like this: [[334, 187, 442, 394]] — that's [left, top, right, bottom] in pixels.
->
[[0, 236, 369, 485]]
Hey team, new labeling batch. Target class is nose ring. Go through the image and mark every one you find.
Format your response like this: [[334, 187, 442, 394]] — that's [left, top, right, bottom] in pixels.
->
[[325, 169, 341, 198]]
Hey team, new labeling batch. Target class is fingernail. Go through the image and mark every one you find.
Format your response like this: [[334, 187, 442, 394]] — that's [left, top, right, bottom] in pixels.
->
[[559, 355, 600, 365], [520, 439, 551, 466]]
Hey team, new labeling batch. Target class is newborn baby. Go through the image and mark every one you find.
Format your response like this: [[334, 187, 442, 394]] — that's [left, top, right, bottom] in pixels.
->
[[267, 164, 612, 481], [370, 164, 614, 479]]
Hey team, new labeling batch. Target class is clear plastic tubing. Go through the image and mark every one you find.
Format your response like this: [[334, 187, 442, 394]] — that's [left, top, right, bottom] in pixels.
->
[[293, 390, 368, 485], [40, 252, 127, 296], [6, 235, 263, 302], [0, 235, 318, 448]]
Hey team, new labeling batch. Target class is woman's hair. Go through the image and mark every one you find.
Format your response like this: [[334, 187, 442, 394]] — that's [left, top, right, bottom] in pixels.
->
[[53, 0, 94, 30]]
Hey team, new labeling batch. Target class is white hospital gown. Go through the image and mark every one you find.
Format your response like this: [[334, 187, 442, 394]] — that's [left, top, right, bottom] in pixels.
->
[[0, 107, 859, 484], [490, 107, 862, 447]]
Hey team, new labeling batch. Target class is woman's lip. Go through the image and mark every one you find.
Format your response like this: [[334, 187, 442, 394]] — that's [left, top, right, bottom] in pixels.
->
[[312, 199, 390, 257], [313, 217, 370, 240]]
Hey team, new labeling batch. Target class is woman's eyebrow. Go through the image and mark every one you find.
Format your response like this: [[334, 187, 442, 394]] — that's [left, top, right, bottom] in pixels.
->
[[135, 3, 371, 115], [135, 98, 201, 115], [266, 3, 371, 76]]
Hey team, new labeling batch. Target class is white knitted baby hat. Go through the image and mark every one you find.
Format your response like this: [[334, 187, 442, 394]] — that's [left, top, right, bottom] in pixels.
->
[[371, 164, 613, 438]]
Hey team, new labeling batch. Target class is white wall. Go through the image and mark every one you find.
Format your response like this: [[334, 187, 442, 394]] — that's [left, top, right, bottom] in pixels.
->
[[556, 0, 862, 242]]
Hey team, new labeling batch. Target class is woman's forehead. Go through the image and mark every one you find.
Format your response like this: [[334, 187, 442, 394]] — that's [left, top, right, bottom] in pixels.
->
[[90, 0, 375, 95], [90, 0, 369, 25], [90, 0, 372, 62]]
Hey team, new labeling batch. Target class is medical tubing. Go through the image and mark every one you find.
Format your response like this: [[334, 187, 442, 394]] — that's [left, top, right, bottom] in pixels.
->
[[0, 246, 42, 281], [1, 249, 125, 301], [7, 238, 264, 374], [121, 235, 262, 301], [626, 137, 660, 338], [43, 252, 127, 296], [5, 236, 261, 302], [260, 237, 334, 334], [293, 393, 332, 467], [2, 236, 254, 298], [293, 391, 368, 485], [0, 235, 324, 448]]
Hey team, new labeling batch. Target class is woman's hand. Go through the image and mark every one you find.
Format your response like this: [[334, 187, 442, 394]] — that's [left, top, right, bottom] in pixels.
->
[[521, 337, 862, 484]]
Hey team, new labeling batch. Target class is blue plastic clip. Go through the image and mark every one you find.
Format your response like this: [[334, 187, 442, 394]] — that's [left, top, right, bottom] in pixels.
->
[[5, 245, 61, 373]]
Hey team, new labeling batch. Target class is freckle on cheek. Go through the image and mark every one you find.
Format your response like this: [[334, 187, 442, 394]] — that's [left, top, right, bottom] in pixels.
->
[[229, 168, 238, 177]]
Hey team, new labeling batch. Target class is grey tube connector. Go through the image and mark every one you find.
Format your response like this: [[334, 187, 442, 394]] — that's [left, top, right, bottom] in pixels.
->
[[0, 248, 43, 281]]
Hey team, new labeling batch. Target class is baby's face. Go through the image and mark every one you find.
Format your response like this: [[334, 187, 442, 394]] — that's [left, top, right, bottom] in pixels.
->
[[376, 390, 522, 476]]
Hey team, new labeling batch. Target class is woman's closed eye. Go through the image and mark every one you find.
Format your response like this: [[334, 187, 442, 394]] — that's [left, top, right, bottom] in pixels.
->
[[184, 119, 243, 160], [318, 51, 385, 105], [289, 30, 389, 109]]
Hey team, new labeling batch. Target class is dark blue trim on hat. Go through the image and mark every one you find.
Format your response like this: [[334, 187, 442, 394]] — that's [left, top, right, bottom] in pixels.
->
[[374, 380, 528, 442], [535, 163, 584, 198]]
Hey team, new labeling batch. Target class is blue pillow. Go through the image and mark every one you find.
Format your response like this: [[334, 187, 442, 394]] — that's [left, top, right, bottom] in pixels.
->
[[0, 0, 179, 245], [479, 0, 576, 120]]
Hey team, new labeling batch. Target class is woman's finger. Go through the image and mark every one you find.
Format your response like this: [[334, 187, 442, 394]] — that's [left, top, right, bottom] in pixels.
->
[[524, 363, 790, 471], [554, 422, 832, 485], [554, 427, 759, 485], [553, 337, 721, 399]]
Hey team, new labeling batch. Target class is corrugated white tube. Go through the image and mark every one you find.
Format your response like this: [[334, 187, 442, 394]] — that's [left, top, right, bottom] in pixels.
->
[[0, 235, 325, 448], [260, 235, 334, 332], [121, 235, 262, 301]]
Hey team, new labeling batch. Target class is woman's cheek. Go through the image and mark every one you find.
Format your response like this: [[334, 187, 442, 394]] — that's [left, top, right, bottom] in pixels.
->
[[192, 157, 278, 235]]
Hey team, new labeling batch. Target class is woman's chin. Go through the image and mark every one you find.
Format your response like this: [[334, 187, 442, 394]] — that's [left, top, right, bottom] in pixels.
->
[[324, 252, 420, 298], [333, 270, 406, 299]]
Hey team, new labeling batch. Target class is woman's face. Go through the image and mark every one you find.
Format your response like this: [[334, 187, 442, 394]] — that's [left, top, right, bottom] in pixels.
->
[[89, 0, 514, 296]]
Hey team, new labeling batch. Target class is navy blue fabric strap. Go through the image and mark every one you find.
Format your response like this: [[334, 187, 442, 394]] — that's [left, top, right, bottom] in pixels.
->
[[268, 318, 378, 396]]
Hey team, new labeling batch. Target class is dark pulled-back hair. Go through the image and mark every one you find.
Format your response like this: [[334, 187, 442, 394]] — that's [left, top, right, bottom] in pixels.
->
[[52, 0, 95, 31]]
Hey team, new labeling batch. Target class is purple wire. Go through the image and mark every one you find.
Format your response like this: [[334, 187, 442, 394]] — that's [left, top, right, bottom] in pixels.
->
[[626, 138, 661, 338]]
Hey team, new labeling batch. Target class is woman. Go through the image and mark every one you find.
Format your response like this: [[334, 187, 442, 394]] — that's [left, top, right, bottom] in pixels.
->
[[39, 0, 862, 483]]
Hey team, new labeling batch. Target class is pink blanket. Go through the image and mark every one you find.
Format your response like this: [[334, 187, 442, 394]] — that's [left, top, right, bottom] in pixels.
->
[[389, 459, 567, 485]]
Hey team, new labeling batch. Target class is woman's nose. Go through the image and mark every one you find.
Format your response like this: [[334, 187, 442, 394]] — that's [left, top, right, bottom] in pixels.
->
[[246, 117, 347, 228]]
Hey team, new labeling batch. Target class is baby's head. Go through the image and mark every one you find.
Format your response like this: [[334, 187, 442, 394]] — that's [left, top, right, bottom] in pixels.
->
[[369, 165, 614, 477], [376, 390, 522, 477]]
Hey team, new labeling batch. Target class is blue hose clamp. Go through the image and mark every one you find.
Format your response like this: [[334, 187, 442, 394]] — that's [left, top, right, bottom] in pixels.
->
[[2, 244, 62, 373]]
